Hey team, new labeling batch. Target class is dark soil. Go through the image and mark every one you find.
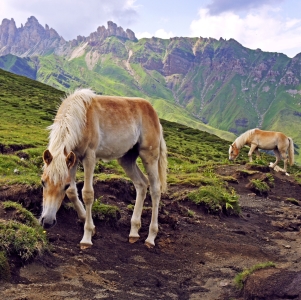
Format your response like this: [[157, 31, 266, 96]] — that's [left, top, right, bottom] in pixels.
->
[[0, 164, 301, 300]]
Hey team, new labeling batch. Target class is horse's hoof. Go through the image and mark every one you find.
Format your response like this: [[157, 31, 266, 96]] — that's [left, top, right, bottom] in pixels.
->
[[80, 243, 92, 250], [144, 241, 155, 248], [129, 237, 139, 244]]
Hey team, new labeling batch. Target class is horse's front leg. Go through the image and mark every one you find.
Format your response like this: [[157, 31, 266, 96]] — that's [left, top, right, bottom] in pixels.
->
[[248, 144, 258, 162], [66, 162, 86, 223], [80, 152, 96, 249]]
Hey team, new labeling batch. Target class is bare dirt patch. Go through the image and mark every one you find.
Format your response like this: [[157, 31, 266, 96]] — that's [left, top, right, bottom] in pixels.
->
[[1, 164, 301, 299]]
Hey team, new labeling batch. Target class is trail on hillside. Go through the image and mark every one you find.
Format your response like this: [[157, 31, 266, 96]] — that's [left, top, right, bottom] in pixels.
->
[[0, 164, 301, 300]]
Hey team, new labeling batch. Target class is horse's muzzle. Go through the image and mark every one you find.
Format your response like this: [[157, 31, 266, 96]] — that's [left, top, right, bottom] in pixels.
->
[[40, 217, 57, 229]]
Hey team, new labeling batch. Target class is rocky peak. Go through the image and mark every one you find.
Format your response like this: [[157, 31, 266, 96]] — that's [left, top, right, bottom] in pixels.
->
[[0, 16, 138, 57], [71, 21, 137, 47], [0, 16, 64, 57]]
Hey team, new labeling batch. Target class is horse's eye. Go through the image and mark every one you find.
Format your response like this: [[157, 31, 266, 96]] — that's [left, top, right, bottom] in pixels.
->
[[41, 180, 45, 187], [64, 184, 70, 191]]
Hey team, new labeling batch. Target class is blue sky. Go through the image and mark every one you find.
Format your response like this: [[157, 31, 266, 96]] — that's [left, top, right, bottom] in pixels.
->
[[0, 0, 301, 57]]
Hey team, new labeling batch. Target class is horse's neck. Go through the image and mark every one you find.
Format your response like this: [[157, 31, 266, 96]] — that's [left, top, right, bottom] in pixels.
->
[[235, 131, 250, 149]]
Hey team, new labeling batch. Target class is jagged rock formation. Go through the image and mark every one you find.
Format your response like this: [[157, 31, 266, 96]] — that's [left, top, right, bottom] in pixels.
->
[[0, 17, 136, 57], [0, 16, 65, 56]]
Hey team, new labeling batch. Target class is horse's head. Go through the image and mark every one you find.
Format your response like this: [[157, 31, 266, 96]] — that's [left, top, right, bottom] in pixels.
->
[[229, 143, 240, 160], [40, 149, 76, 229]]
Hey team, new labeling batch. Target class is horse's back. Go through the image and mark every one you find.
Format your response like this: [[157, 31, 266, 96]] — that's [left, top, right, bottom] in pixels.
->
[[82, 95, 162, 160], [252, 129, 289, 149]]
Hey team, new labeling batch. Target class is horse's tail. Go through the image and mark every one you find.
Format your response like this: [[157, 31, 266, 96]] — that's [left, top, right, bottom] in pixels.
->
[[288, 137, 294, 166], [158, 125, 168, 193]]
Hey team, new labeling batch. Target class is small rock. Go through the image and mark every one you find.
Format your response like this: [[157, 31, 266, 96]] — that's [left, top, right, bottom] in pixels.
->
[[283, 244, 291, 249], [220, 280, 229, 287]]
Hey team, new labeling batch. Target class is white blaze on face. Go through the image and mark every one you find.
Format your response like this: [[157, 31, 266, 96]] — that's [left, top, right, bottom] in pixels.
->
[[229, 145, 233, 160]]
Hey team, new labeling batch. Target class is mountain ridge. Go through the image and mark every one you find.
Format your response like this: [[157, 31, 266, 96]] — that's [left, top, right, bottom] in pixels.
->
[[0, 16, 301, 162]]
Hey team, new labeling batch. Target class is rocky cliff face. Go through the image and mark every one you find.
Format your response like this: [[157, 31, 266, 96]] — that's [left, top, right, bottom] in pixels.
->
[[0, 17, 136, 57], [0, 16, 65, 56]]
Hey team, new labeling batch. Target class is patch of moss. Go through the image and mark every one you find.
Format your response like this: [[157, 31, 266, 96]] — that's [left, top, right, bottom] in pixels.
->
[[92, 199, 121, 222], [234, 261, 275, 290], [3, 201, 39, 227], [0, 220, 49, 261], [285, 197, 300, 206]]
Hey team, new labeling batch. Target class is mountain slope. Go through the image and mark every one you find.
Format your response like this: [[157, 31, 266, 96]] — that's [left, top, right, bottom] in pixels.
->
[[0, 17, 301, 161]]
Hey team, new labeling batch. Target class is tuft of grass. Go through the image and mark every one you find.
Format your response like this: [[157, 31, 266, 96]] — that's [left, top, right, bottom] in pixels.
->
[[285, 197, 300, 206], [0, 251, 11, 281], [234, 261, 275, 290], [0, 220, 49, 261], [266, 173, 275, 187], [3, 201, 40, 227], [187, 209, 195, 218], [187, 185, 240, 214], [92, 199, 121, 222], [250, 179, 270, 194]]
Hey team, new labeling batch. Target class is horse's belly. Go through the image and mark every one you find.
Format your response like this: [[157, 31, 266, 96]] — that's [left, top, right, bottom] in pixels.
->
[[258, 142, 277, 149], [96, 133, 139, 161]]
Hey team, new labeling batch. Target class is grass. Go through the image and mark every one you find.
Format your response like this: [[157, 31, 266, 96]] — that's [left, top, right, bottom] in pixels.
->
[[0, 202, 50, 271], [3, 201, 40, 227], [187, 184, 240, 214], [285, 197, 300, 206], [234, 261, 276, 290], [0, 220, 49, 261], [0, 201, 50, 282], [0, 251, 10, 281], [92, 198, 121, 222], [250, 179, 270, 195]]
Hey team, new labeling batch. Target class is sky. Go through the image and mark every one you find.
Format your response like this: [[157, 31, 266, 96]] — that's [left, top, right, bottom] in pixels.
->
[[0, 0, 301, 58]]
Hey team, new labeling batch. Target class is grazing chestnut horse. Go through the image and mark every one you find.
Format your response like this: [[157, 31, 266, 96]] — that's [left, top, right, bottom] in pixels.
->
[[229, 128, 294, 172], [40, 89, 167, 248]]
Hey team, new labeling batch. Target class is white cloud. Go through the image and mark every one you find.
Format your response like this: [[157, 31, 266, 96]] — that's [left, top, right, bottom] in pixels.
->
[[136, 31, 152, 39], [154, 29, 174, 39], [136, 28, 174, 40], [190, 8, 301, 57]]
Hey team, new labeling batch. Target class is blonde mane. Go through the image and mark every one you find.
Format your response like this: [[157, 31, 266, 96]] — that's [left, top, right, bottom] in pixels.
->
[[45, 89, 96, 184], [234, 128, 257, 149]]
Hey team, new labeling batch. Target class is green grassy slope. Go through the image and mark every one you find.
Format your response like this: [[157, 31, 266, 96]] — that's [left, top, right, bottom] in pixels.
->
[[1, 36, 301, 162], [0, 68, 238, 189]]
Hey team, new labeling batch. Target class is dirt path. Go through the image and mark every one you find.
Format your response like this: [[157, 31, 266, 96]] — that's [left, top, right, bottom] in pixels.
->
[[0, 164, 301, 299]]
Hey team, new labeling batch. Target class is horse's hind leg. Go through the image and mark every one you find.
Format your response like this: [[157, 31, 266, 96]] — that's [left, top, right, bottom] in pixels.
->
[[271, 149, 281, 169], [139, 149, 161, 248], [118, 146, 148, 244], [66, 162, 86, 223], [279, 149, 288, 172]]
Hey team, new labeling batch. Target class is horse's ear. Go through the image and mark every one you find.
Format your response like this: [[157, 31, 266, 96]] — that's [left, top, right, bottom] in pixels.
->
[[43, 150, 53, 166], [66, 152, 76, 169]]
